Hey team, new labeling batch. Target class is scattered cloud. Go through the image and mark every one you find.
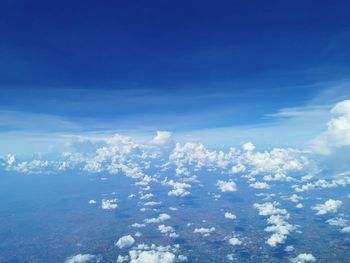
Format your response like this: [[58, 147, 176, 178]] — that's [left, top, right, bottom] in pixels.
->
[[312, 199, 342, 215]]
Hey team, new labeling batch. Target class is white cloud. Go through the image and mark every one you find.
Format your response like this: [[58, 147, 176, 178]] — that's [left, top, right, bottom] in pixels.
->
[[117, 255, 129, 263], [130, 250, 175, 263], [216, 180, 237, 192], [312, 199, 342, 215], [101, 199, 118, 210], [162, 179, 191, 197], [242, 142, 255, 152], [193, 227, 215, 236], [116, 235, 135, 249], [129, 244, 179, 263], [150, 131, 172, 145], [254, 202, 287, 216], [231, 164, 246, 174], [326, 217, 348, 227], [310, 99, 350, 154], [144, 213, 171, 224], [65, 254, 100, 263], [254, 202, 295, 247], [158, 225, 174, 234], [290, 253, 316, 263], [249, 181, 270, 189], [296, 203, 303, 209], [228, 237, 242, 246], [341, 226, 350, 233], [158, 225, 178, 238], [224, 212, 237, 220]]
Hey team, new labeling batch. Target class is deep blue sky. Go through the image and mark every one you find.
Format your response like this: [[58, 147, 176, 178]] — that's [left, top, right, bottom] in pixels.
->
[[1, 0, 350, 151]]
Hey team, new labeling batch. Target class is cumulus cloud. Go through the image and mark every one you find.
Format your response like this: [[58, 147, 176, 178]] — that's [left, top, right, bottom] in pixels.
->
[[101, 199, 118, 210], [162, 179, 191, 197], [310, 100, 350, 154], [150, 131, 172, 145], [193, 227, 215, 236], [290, 253, 316, 263], [130, 249, 174, 263], [158, 225, 178, 238], [128, 244, 181, 263], [312, 199, 342, 215], [249, 181, 270, 189], [116, 255, 129, 263], [326, 217, 348, 227], [242, 142, 255, 152], [224, 212, 237, 220], [254, 202, 287, 216], [254, 202, 295, 247], [228, 237, 242, 246], [216, 180, 237, 192], [144, 213, 171, 224], [341, 226, 350, 233], [116, 235, 135, 249]]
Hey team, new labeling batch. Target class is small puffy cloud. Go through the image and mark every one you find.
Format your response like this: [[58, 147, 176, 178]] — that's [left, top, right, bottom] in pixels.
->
[[158, 225, 178, 238], [117, 255, 129, 263], [249, 181, 270, 189], [228, 237, 242, 246], [242, 142, 255, 152], [216, 180, 237, 192], [312, 199, 342, 215], [151, 131, 172, 145], [158, 225, 174, 234], [65, 254, 100, 263], [162, 179, 191, 197], [168, 188, 190, 197], [88, 200, 96, 204], [326, 217, 348, 227], [101, 199, 118, 210], [290, 253, 316, 263], [144, 213, 171, 224], [254, 202, 287, 216], [341, 226, 350, 233], [287, 194, 303, 203], [116, 235, 135, 249], [193, 227, 215, 236], [224, 212, 237, 220], [296, 203, 303, 209], [231, 164, 246, 174]]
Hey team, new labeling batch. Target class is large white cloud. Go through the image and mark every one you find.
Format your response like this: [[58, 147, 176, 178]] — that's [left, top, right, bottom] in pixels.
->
[[310, 99, 350, 154]]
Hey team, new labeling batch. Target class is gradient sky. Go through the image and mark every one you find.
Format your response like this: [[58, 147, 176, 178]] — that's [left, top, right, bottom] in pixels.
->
[[1, 0, 350, 154]]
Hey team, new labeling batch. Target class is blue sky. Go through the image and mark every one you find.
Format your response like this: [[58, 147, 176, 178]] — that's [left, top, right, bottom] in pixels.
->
[[1, 1, 350, 154]]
